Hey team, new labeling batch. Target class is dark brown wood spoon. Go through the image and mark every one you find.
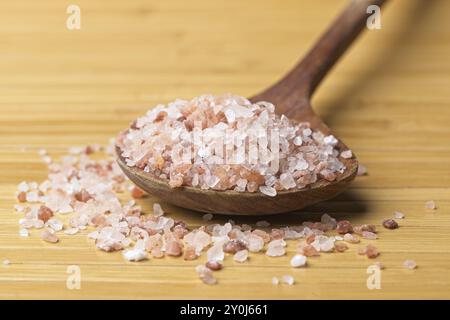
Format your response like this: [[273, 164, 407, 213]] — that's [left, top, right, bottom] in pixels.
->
[[117, 0, 387, 215]]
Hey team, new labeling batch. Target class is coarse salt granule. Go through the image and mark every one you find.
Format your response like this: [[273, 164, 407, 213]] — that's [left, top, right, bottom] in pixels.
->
[[19, 228, 29, 237], [403, 259, 417, 270], [357, 164, 368, 176], [202, 213, 213, 221], [255, 220, 270, 228], [123, 248, 148, 262], [195, 265, 217, 285], [282, 275, 295, 285], [116, 94, 346, 195], [394, 211, 405, 219], [425, 200, 437, 210], [340, 150, 353, 159], [290, 254, 307, 268], [271, 277, 279, 285], [233, 249, 249, 263], [3, 259, 11, 266]]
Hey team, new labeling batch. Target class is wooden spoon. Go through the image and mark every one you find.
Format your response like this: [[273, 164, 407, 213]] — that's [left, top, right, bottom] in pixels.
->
[[117, 0, 387, 215]]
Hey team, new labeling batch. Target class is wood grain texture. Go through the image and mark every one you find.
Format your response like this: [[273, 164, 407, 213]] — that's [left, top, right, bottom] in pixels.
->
[[1, 0, 450, 299]]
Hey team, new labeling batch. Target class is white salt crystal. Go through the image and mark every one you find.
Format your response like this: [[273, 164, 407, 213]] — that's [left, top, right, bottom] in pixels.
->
[[403, 259, 417, 270], [206, 243, 225, 262], [64, 227, 79, 235], [247, 234, 264, 252], [46, 218, 63, 231], [266, 239, 286, 257], [282, 275, 295, 285], [290, 254, 307, 268], [18, 181, 29, 192], [122, 248, 148, 262], [280, 173, 296, 189], [259, 185, 277, 197], [324, 135, 338, 146], [293, 136, 303, 146], [394, 211, 405, 219], [271, 277, 279, 285], [233, 249, 249, 263], [357, 164, 368, 176], [340, 150, 352, 159], [19, 228, 29, 237], [3, 259, 10, 266], [153, 203, 164, 216], [195, 265, 217, 285]]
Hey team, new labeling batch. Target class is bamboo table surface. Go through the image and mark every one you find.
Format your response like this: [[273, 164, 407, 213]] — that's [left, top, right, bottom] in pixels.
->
[[1, 0, 450, 299]]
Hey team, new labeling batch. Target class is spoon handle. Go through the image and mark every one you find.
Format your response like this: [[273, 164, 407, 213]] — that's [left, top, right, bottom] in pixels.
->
[[253, 0, 387, 112]]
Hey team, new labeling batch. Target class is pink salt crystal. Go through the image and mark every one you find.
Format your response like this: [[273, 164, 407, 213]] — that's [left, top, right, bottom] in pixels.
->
[[223, 240, 247, 254], [41, 229, 59, 243], [207, 243, 225, 262], [269, 228, 285, 240], [19, 228, 29, 237], [17, 191, 27, 203], [365, 245, 379, 259], [425, 200, 437, 210], [403, 259, 417, 270], [266, 239, 286, 257], [362, 231, 378, 240], [354, 224, 376, 234], [252, 229, 271, 243], [233, 249, 249, 263], [153, 203, 164, 216], [183, 246, 198, 260], [357, 164, 368, 176], [3, 259, 11, 266], [357, 247, 367, 255], [343, 233, 360, 244], [335, 242, 348, 252], [336, 220, 353, 234], [321, 213, 337, 230], [340, 150, 353, 159], [259, 186, 277, 197], [382, 219, 399, 230], [64, 227, 79, 235], [394, 211, 405, 219], [131, 186, 146, 199], [205, 260, 222, 271], [165, 240, 183, 257], [247, 234, 265, 252], [271, 277, 279, 285], [195, 265, 217, 285], [297, 244, 320, 257]]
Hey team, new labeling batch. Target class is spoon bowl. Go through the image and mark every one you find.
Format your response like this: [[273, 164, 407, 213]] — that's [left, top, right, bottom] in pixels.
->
[[116, 0, 386, 215]]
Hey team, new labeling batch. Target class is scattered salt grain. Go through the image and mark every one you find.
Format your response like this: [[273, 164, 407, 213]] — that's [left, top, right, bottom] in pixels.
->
[[205, 260, 222, 271], [3, 259, 10, 266], [357, 164, 368, 176], [259, 186, 277, 197], [271, 277, 279, 285], [282, 275, 295, 285], [123, 248, 148, 262], [361, 231, 378, 240], [19, 228, 29, 237], [365, 245, 379, 259], [382, 219, 399, 230], [41, 229, 59, 243], [394, 211, 405, 219], [196, 265, 217, 285], [233, 250, 249, 263], [290, 254, 307, 268], [403, 259, 417, 270], [425, 200, 437, 210], [266, 239, 286, 257], [64, 227, 79, 235]]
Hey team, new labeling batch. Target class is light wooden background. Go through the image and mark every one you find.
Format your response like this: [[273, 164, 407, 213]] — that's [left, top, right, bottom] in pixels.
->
[[1, 0, 449, 299]]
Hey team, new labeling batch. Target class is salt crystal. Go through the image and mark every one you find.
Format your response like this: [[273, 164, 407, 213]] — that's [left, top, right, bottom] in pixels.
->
[[425, 200, 437, 210], [357, 164, 368, 176], [361, 231, 378, 240], [3, 259, 10, 266], [207, 243, 225, 262], [19, 228, 29, 237], [340, 150, 352, 159], [123, 248, 148, 262], [202, 213, 213, 221], [293, 136, 303, 146], [195, 265, 217, 285], [271, 277, 279, 285], [403, 259, 417, 270], [394, 211, 405, 219], [233, 249, 249, 263], [41, 229, 59, 243], [282, 275, 295, 285], [46, 218, 63, 231], [290, 254, 307, 267], [205, 260, 222, 271], [153, 203, 164, 216], [266, 239, 286, 257], [247, 234, 265, 252], [259, 186, 277, 197], [18, 181, 29, 192], [382, 219, 399, 230], [64, 227, 79, 235]]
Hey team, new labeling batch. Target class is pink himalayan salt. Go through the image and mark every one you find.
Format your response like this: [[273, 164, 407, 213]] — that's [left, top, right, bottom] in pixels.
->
[[3, 259, 11, 266], [297, 243, 320, 257], [123, 248, 148, 261], [223, 240, 247, 254], [282, 275, 295, 285], [362, 231, 378, 240], [131, 186, 146, 199], [394, 211, 405, 219], [403, 259, 417, 270], [41, 229, 59, 243], [340, 150, 353, 159], [382, 219, 399, 230], [37, 205, 53, 223], [233, 249, 249, 263], [357, 164, 368, 176], [271, 277, 279, 285], [425, 200, 437, 210], [195, 265, 217, 285], [153, 203, 164, 216], [343, 233, 360, 244], [354, 224, 377, 234], [365, 245, 379, 259], [247, 234, 265, 252], [116, 94, 346, 195], [334, 242, 348, 252], [336, 220, 353, 234], [266, 239, 286, 257], [183, 245, 198, 260], [205, 260, 223, 271]]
